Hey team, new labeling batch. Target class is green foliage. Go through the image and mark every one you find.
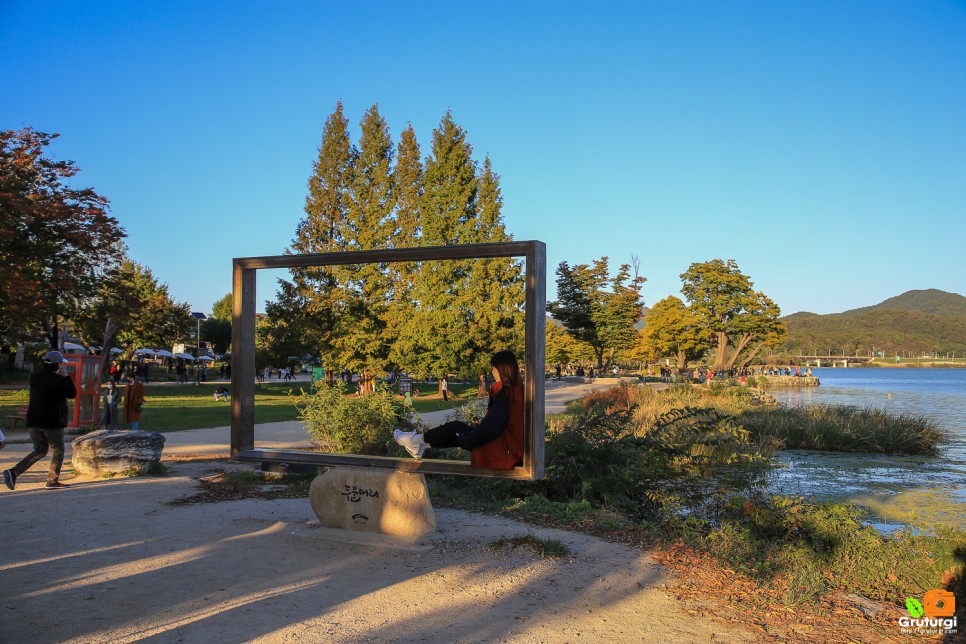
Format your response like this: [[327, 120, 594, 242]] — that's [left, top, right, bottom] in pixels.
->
[[293, 381, 417, 455], [271, 104, 523, 380], [545, 319, 595, 366], [433, 381, 962, 613], [76, 258, 193, 357], [737, 404, 944, 454], [445, 395, 489, 425], [634, 295, 709, 369], [504, 497, 626, 530], [680, 259, 785, 371], [211, 293, 233, 321], [699, 493, 965, 605], [547, 257, 645, 369]]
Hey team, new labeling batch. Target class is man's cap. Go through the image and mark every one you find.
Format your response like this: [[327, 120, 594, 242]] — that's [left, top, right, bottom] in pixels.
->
[[43, 350, 68, 365]]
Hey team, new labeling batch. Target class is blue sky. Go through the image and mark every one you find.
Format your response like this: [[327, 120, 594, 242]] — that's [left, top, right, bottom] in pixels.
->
[[2, 1, 964, 316]]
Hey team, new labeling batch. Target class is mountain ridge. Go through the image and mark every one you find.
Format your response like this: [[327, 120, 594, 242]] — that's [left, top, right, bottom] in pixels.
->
[[781, 289, 966, 355]]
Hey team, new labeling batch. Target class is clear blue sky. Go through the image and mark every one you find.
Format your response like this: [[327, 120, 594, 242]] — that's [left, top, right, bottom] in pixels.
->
[[3, 1, 964, 316]]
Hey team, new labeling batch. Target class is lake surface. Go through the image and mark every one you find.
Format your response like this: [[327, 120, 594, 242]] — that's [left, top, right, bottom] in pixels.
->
[[767, 368, 966, 530]]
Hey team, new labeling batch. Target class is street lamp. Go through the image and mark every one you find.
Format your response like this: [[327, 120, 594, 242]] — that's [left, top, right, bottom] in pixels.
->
[[191, 312, 207, 357]]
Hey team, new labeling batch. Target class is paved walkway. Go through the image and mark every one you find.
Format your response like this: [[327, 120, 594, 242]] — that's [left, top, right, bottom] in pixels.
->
[[1, 378, 637, 463]]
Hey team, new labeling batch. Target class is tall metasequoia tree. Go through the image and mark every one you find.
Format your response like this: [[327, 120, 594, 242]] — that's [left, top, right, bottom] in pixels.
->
[[276, 102, 356, 363], [385, 124, 424, 371], [277, 107, 521, 382], [328, 104, 395, 378], [401, 112, 482, 378], [466, 156, 524, 371]]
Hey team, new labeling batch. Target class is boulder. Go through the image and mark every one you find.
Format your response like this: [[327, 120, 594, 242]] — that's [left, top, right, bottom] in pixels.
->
[[309, 467, 435, 539], [71, 429, 165, 475]]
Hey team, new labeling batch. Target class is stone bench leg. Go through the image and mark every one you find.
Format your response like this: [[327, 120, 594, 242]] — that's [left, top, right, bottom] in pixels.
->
[[309, 467, 435, 541]]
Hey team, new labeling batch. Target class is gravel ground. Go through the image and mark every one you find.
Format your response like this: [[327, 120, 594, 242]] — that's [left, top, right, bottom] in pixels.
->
[[0, 461, 762, 643]]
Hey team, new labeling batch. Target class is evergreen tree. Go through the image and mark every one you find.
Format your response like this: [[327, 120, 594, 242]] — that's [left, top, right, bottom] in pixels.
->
[[421, 111, 477, 246], [400, 112, 482, 377], [548, 257, 646, 369], [464, 156, 524, 372], [326, 104, 395, 378], [275, 102, 356, 367], [385, 124, 423, 371]]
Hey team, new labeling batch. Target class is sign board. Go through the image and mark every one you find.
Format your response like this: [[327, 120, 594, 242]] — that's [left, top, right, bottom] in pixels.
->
[[397, 377, 413, 395]]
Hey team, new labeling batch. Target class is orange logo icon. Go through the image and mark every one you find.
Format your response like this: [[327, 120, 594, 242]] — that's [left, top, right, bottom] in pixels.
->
[[923, 589, 955, 618]]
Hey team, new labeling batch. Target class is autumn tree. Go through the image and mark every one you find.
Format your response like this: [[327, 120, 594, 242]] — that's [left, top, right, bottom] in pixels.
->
[[680, 259, 785, 370], [728, 291, 786, 369], [546, 319, 595, 368], [0, 128, 125, 349], [635, 295, 710, 369], [547, 257, 645, 369]]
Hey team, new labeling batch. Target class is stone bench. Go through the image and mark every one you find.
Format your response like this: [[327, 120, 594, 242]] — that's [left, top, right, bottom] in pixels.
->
[[6, 405, 27, 429], [71, 429, 166, 475]]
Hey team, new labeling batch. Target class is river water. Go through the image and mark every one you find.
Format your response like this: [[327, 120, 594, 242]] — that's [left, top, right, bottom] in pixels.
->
[[767, 368, 966, 530]]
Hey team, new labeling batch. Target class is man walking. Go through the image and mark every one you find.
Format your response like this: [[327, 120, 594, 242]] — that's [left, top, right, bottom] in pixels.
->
[[3, 351, 77, 490]]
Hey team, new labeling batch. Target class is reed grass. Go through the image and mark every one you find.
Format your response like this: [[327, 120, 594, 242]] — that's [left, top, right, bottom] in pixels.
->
[[736, 404, 944, 454]]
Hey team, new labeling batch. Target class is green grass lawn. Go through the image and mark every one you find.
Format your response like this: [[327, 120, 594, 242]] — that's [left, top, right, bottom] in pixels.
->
[[1, 379, 477, 433]]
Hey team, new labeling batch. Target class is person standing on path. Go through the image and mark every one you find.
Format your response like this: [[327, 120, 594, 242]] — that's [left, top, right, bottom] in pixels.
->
[[3, 350, 77, 490], [124, 374, 145, 430], [100, 380, 121, 429], [440, 376, 449, 401]]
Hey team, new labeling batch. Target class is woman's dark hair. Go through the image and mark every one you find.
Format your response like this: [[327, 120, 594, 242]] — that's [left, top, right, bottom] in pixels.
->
[[490, 350, 521, 388]]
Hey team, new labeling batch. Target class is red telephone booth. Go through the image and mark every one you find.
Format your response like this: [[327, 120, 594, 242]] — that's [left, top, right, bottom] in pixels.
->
[[63, 354, 102, 429]]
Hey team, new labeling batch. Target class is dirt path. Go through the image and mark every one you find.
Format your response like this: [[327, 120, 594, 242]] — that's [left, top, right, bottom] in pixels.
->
[[0, 461, 764, 643]]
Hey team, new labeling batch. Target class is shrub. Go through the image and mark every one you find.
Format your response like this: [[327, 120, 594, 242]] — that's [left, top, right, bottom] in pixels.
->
[[698, 492, 966, 605], [446, 396, 489, 424], [293, 382, 418, 455]]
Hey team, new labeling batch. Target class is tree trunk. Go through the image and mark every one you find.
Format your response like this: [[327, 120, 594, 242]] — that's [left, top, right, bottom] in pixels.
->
[[676, 350, 688, 370], [727, 333, 753, 370], [594, 345, 605, 370], [100, 317, 118, 383], [737, 341, 766, 371], [714, 331, 729, 371]]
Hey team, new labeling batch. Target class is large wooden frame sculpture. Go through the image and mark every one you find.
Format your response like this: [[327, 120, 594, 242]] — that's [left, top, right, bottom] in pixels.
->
[[230, 241, 546, 480]]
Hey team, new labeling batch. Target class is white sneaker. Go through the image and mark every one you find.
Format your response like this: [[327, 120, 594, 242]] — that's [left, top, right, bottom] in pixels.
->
[[393, 429, 426, 459]]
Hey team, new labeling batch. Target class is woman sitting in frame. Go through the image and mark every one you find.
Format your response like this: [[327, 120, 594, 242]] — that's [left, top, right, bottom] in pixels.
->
[[393, 350, 524, 469]]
